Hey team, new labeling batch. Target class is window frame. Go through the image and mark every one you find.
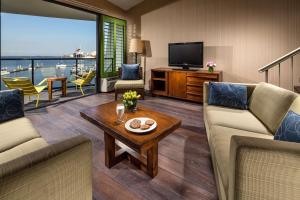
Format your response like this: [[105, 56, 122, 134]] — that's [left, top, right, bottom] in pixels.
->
[[100, 15, 126, 78]]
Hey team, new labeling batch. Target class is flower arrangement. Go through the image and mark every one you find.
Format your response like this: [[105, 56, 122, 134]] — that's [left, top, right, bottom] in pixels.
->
[[206, 61, 216, 73], [122, 90, 141, 112]]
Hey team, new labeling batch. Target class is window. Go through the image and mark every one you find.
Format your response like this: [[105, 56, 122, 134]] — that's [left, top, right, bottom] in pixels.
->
[[101, 15, 126, 78]]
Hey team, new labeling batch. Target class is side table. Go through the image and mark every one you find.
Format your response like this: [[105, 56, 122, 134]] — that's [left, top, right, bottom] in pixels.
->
[[47, 77, 67, 100]]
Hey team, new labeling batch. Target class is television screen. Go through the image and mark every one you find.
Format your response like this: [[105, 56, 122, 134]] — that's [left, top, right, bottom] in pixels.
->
[[168, 42, 203, 68]]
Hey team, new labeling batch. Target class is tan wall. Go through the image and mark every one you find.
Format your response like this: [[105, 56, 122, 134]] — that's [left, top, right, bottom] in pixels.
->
[[129, 0, 300, 90]]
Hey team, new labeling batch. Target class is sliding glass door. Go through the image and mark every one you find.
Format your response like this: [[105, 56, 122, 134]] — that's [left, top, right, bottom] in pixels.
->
[[101, 15, 126, 78]]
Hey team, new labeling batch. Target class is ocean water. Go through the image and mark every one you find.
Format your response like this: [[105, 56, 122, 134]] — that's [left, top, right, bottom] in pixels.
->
[[0, 56, 96, 90]]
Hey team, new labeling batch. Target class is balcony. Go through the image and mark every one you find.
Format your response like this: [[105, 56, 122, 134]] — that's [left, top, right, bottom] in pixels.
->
[[1, 57, 96, 110]]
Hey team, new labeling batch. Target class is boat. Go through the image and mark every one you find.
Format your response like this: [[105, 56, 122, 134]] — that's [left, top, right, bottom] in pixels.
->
[[11, 65, 28, 73], [56, 64, 67, 69], [1, 71, 10, 76], [70, 64, 95, 76], [1, 67, 10, 76], [70, 64, 86, 75]]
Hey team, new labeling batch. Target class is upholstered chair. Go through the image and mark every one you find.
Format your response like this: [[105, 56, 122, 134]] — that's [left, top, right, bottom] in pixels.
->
[[114, 66, 145, 100]]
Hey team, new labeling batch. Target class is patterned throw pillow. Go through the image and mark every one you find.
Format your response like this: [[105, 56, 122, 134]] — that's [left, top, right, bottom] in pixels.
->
[[208, 82, 248, 110], [121, 64, 140, 80], [0, 89, 24, 123], [274, 111, 300, 143]]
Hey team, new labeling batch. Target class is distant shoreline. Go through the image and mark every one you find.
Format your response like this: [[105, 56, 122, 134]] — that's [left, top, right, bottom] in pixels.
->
[[1, 56, 69, 58], [0, 56, 96, 60]]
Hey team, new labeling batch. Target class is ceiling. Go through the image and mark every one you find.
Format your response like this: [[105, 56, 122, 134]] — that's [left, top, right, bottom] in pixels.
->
[[1, 0, 96, 21], [106, 0, 144, 10]]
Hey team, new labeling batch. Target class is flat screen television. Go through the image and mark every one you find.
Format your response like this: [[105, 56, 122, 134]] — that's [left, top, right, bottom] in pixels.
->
[[168, 42, 203, 69]]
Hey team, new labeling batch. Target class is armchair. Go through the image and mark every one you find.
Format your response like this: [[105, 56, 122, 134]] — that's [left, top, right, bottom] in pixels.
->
[[114, 67, 145, 100]]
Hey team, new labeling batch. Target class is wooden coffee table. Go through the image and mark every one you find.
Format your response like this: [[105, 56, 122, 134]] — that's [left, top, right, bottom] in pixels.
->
[[80, 101, 181, 177]]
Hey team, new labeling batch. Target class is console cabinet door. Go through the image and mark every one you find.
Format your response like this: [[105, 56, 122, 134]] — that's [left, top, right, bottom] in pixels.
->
[[168, 71, 187, 98]]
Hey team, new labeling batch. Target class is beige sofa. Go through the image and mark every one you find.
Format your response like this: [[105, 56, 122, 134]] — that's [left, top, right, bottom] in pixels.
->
[[0, 100, 92, 199], [203, 82, 300, 200]]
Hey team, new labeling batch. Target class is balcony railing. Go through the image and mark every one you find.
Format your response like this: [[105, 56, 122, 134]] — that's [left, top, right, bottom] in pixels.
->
[[0, 57, 96, 90]]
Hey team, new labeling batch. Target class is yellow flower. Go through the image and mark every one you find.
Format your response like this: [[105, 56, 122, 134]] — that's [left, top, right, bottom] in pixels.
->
[[122, 90, 141, 101]]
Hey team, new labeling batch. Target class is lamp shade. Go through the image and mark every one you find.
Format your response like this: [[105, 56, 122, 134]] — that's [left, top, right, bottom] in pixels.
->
[[142, 40, 152, 57], [129, 38, 144, 54]]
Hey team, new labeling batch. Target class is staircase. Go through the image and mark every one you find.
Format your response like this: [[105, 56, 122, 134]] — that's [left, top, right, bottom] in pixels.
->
[[258, 47, 300, 92]]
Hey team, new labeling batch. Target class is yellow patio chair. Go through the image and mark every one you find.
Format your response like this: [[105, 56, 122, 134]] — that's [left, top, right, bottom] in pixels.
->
[[71, 70, 96, 95], [2, 77, 47, 107]]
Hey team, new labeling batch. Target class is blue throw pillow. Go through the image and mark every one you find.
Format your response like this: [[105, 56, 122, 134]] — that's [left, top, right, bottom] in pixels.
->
[[274, 111, 300, 143], [208, 82, 248, 109], [0, 89, 24, 123], [121, 64, 140, 80]]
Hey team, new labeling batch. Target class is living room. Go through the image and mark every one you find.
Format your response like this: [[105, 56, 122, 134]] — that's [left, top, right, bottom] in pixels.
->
[[1, 0, 300, 200]]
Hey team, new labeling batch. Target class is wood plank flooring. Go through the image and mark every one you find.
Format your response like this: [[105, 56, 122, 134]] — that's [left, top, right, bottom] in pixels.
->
[[26, 94, 217, 200]]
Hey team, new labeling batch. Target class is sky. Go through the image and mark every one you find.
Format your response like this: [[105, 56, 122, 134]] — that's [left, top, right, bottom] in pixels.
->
[[0, 13, 96, 56]]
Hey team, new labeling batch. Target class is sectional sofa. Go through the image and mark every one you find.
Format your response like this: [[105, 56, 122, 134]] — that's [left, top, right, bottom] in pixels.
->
[[203, 82, 300, 200], [0, 89, 92, 200]]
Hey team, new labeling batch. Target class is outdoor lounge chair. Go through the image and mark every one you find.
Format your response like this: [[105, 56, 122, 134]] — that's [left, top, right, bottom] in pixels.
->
[[71, 70, 96, 95], [2, 77, 47, 107]]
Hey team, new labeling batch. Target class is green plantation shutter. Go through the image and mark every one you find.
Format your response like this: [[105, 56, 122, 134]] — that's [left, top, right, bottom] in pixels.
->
[[115, 24, 125, 70], [103, 20, 114, 74], [101, 16, 126, 78]]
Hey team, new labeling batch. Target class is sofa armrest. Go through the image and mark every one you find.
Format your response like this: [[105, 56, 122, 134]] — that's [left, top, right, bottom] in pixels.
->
[[0, 135, 92, 200], [228, 136, 300, 200], [0, 89, 24, 123], [203, 82, 257, 104]]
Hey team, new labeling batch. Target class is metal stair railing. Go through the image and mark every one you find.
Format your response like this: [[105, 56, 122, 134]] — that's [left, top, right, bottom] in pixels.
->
[[258, 47, 300, 89]]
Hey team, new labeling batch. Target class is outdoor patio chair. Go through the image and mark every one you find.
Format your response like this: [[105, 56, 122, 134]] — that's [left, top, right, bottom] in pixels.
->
[[71, 70, 96, 95], [2, 77, 47, 107]]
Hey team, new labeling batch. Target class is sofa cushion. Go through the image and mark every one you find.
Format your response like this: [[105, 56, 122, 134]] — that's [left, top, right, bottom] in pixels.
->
[[121, 64, 140, 80], [114, 80, 144, 90], [0, 118, 41, 153], [208, 82, 248, 109], [209, 125, 273, 191], [0, 89, 24, 123], [274, 111, 300, 143], [249, 82, 297, 134], [203, 82, 257, 104], [205, 104, 271, 135], [0, 138, 48, 164]]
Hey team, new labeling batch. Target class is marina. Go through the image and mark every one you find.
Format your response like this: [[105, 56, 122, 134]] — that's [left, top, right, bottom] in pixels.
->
[[0, 56, 96, 90]]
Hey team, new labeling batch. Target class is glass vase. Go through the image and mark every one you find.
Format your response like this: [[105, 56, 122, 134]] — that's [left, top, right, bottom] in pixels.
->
[[208, 67, 214, 73], [124, 100, 137, 112]]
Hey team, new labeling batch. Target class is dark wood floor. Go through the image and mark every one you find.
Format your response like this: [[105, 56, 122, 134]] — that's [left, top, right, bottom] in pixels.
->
[[26, 93, 217, 200]]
